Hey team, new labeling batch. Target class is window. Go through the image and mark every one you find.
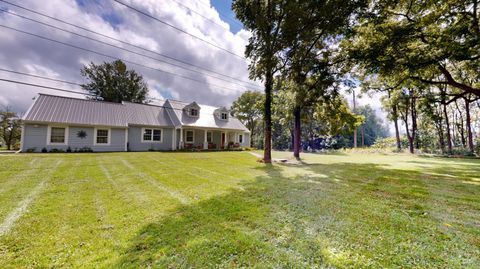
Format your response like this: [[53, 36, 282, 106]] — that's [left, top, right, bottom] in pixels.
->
[[239, 134, 243, 143], [190, 108, 199, 117], [221, 112, 228, 120], [50, 127, 66, 144], [185, 130, 194, 143], [207, 131, 212, 143], [143, 128, 162, 142], [96, 129, 109, 144], [153, 129, 162, 141], [143, 129, 152, 141]]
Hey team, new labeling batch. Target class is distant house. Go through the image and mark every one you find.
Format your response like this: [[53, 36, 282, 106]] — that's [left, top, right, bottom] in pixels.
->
[[21, 94, 250, 152]]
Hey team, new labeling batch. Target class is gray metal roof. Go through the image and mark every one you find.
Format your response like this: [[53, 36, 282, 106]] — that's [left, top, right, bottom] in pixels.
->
[[123, 101, 173, 127], [23, 94, 249, 132], [23, 94, 128, 127]]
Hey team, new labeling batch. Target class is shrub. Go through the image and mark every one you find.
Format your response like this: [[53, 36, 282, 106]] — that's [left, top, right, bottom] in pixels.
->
[[41, 147, 48, 153], [66, 146, 72, 153], [26, 147, 36, 153], [78, 147, 93, 153], [49, 148, 65, 153]]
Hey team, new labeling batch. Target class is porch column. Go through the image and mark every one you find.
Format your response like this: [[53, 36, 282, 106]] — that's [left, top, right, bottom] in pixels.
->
[[224, 131, 228, 149], [203, 129, 208, 149], [179, 128, 184, 149]]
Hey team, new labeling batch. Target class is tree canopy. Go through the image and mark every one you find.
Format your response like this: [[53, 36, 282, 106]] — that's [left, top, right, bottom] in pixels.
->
[[346, 0, 480, 97], [81, 60, 149, 103], [230, 90, 264, 147]]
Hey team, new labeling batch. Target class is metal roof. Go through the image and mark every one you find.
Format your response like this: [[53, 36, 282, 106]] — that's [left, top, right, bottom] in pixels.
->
[[123, 101, 173, 127], [23, 94, 249, 132], [166, 100, 250, 132], [23, 94, 128, 127]]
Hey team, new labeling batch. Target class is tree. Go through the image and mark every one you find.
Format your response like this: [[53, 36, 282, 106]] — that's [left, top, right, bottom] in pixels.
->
[[81, 60, 149, 103], [280, 0, 367, 158], [353, 105, 389, 146], [0, 108, 22, 150], [233, 0, 288, 163], [230, 91, 264, 147], [347, 0, 480, 98]]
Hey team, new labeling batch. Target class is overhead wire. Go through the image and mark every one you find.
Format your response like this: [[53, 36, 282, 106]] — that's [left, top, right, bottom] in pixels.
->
[[0, 8, 260, 89], [0, 0, 259, 88], [0, 24, 246, 93], [112, 0, 246, 59], [0, 76, 228, 113]]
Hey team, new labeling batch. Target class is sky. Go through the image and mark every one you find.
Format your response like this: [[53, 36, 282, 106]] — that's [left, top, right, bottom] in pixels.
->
[[0, 0, 389, 133]]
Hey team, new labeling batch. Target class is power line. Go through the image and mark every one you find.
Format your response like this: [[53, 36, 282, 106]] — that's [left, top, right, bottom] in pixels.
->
[[169, 0, 229, 30], [0, 77, 227, 113], [0, 8, 260, 89], [0, 78, 89, 95], [112, 0, 246, 59], [0, 68, 82, 86], [0, 24, 245, 93], [0, 1, 259, 88]]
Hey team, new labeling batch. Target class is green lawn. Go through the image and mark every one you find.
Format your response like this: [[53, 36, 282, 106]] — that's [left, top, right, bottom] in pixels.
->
[[0, 151, 479, 268]]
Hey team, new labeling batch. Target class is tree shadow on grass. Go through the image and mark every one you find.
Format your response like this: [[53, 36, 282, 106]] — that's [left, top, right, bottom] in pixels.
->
[[112, 162, 480, 268]]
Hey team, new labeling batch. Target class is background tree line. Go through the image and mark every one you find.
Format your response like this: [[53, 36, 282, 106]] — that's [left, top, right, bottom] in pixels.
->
[[232, 0, 479, 161]]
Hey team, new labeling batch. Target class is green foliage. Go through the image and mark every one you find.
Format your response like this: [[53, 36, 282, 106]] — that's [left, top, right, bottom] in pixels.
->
[[48, 148, 65, 153], [81, 60, 149, 103], [230, 91, 264, 147], [346, 0, 480, 96], [0, 108, 22, 151]]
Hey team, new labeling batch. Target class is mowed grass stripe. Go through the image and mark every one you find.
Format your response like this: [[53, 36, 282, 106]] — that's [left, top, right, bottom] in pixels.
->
[[0, 158, 57, 221], [100, 154, 187, 208], [121, 159, 190, 204], [0, 160, 63, 237]]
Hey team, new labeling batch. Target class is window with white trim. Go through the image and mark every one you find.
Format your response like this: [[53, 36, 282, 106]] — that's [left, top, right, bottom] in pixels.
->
[[143, 129, 152, 141], [96, 129, 109, 144], [207, 131, 212, 143], [239, 134, 243, 143], [143, 128, 162, 142], [50, 127, 66, 143], [185, 130, 194, 143], [221, 112, 228, 120], [190, 108, 199, 117]]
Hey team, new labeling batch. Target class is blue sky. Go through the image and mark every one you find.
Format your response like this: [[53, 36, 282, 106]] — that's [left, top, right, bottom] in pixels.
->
[[0, 0, 254, 112], [210, 0, 244, 33]]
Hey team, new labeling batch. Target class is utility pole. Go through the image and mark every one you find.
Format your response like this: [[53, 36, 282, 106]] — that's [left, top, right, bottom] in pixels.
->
[[353, 90, 357, 148]]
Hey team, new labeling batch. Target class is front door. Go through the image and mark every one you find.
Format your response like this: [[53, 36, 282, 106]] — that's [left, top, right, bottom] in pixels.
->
[[221, 132, 225, 148]]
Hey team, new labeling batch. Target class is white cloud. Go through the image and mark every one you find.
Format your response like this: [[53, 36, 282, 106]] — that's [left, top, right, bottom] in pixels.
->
[[0, 0, 260, 113]]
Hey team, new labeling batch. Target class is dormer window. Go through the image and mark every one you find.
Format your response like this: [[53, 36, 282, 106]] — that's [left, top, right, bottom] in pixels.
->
[[221, 112, 228, 120], [185, 102, 200, 118]]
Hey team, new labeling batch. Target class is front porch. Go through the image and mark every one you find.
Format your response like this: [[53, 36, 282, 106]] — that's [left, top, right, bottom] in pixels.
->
[[176, 128, 248, 150]]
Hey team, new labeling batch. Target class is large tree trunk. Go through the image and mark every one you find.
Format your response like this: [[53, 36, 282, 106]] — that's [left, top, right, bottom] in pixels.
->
[[442, 98, 453, 154], [263, 71, 273, 163], [410, 91, 417, 153], [404, 117, 414, 154], [455, 100, 466, 147], [293, 106, 301, 158], [392, 104, 401, 150], [465, 97, 474, 154], [437, 106, 446, 153]]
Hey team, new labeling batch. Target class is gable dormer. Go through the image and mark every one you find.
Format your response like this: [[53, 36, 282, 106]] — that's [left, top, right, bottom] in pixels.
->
[[184, 102, 200, 118], [214, 107, 229, 121]]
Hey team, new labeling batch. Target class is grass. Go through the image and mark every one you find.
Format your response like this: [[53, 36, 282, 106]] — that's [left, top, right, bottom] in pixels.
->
[[0, 151, 479, 268]]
